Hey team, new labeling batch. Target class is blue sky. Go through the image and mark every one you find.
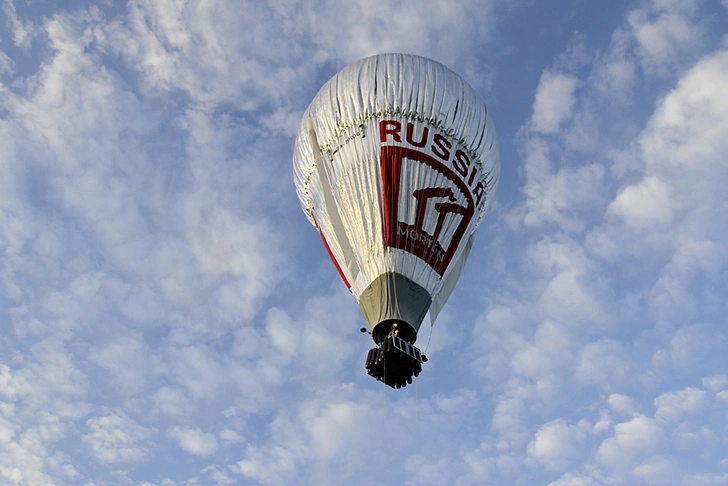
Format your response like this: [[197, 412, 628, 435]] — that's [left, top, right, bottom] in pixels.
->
[[1, 0, 728, 484]]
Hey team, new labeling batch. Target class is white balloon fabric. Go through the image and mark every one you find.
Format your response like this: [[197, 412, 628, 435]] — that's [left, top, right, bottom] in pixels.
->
[[293, 53, 500, 344]]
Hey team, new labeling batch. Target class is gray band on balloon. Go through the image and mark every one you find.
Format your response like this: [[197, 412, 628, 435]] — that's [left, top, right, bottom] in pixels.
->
[[358, 272, 432, 345]]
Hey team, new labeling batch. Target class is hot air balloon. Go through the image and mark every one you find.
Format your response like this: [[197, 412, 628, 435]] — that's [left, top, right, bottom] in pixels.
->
[[293, 53, 500, 388]]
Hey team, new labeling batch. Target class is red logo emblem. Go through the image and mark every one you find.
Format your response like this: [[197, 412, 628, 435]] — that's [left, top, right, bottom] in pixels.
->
[[381, 146, 474, 276]]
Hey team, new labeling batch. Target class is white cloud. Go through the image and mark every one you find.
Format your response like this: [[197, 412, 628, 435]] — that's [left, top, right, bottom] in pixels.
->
[[307, 0, 500, 74], [627, 0, 706, 73], [608, 394, 636, 416], [702, 375, 727, 392], [632, 454, 679, 484], [523, 158, 607, 230], [151, 387, 194, 419], [510, 321, 573, 378], [638, 50, 728, 207], [548, 473, 596, 486], [302, 401, 368, 459], [434, 388, 477, 414], [596, 47, 728, 328], [82, 411, 155, 464], [184, 204, 281, 322], [202, 465, 237, 486], [529, 238, 610, 327], [166, 344, 228, 401], [235, 444, 297, 485], [680, 472, 728, 486], [615, 54, 728, 232], [219, 429, 244, 444], [265, 308, 298, 360], [596, 414, 664, 470], [576, 341, 631, 386], [169, 426, 218, 457], [527, 419, 587, 472], [654, 387, 707, 422], [652, 325, 725, 373], [0, 410, 55, 486], [1, 0, 34, 50], [590, 27, 638, 99], [88, 333, 161, 398], [531, 72, 580, 134], [0, 346, 92, 485], [0, 49, 14, 76], [609, 176, 672, 228]]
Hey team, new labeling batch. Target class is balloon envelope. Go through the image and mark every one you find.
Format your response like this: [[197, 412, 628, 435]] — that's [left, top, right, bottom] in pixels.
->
[[293, 53, 500, 344]]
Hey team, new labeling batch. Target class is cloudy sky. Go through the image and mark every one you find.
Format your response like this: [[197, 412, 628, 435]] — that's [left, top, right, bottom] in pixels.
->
[[1, 0, 727, 484]]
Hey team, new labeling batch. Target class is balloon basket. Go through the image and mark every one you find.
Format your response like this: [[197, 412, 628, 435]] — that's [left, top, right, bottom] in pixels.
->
[[365, 333, 426, 389]]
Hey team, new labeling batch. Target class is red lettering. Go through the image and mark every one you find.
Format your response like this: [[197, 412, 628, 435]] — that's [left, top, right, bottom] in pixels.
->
[[468, 166, 478, 186], [453, 150, 470, 178], [431, 134, 451, 161], [406, 123, 428, 148], [473, 182, 485, 206], [380, 120, 402, 143]]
